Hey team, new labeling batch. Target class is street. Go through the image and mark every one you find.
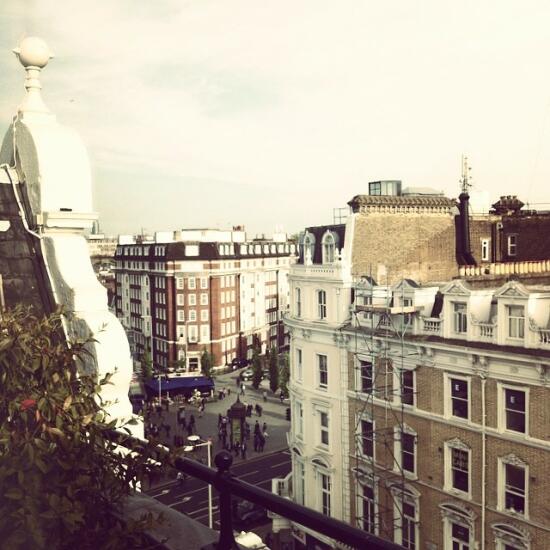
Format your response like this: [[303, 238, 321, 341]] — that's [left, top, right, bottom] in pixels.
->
[[146, 448, 291, 528]]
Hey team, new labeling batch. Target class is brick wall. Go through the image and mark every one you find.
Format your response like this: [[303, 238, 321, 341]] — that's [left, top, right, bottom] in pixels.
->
[[351, 212, 458, 284]]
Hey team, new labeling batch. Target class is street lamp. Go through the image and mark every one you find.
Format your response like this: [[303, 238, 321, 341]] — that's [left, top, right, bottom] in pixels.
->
[[157, 373, 162, 402], [184, 435, 213, 529]]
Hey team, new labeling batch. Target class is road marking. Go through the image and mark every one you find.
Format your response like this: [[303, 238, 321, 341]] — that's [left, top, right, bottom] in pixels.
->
[[240, 470, 260, 478], [269, 461, 291, 469], [168, 496, 192, 507], [188, 505, 218, 516], [146, 480, 177, 493]]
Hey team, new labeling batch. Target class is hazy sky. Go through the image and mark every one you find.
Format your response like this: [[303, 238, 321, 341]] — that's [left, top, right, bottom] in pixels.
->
[[2, 1, 550, 236]]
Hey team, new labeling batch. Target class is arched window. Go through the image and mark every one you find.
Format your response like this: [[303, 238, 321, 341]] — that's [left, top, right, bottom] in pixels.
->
[[390, 485, 420, 549], [440, 503, 475, 550], [302, 232, 315, 264], [312, 458, 331, 517], [491, 522, 530, 550], [354, 468, 378, 535], [322, 232, 336, 264]]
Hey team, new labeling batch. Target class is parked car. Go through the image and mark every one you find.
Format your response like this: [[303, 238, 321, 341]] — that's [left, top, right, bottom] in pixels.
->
[[241, 368, 254, 381], [232, 498, 267, 530], [230, 358, 249, 370]]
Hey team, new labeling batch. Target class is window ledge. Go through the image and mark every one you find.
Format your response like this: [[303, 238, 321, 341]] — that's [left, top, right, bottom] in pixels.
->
[[444, 488, 471, 500]]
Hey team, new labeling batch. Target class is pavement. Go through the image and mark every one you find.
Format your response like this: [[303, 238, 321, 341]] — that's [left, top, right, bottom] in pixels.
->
[[145, 368, 291, 472]]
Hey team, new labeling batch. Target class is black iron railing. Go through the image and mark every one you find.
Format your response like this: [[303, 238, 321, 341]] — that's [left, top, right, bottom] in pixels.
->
[[108, 430, 401, 550]]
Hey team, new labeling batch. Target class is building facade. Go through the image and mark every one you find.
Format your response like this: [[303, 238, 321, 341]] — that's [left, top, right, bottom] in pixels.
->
[[280, 187, 550, 550], [114, 228, 296, 373]]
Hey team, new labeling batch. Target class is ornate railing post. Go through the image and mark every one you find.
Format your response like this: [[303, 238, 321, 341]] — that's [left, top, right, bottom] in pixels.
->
[[214, 450, 236, 550]]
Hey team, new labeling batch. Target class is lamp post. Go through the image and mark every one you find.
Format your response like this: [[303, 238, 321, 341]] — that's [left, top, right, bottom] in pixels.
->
[[185, 435, 213, 529], [157, 373, 162, 402]]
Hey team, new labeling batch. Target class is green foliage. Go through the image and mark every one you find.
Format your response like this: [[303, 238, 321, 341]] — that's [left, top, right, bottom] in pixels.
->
[[0, 307, 163, 549], [251, 348, 263, 389], [268, 346, 279, 393], [278, 353, 290, 398], [200, 348, 214, 378], [140, 352, 153, 383]]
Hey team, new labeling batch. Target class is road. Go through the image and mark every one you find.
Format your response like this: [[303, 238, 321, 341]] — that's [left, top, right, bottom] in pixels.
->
[[145, 448, 291, 528]]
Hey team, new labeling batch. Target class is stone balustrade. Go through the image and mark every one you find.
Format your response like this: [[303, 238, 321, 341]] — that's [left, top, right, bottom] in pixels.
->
[[459, 260, 550, 278], [421, 317, 442, 334]]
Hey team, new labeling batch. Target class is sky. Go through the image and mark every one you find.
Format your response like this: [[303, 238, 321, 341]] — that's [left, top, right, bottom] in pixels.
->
[[2, 1, 550, 237]]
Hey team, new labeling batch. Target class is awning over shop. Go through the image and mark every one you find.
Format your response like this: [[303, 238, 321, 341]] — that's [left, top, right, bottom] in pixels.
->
[[144, 376, 214, 395]]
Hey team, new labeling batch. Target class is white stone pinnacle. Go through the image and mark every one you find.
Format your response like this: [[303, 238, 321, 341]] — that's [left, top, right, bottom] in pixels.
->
[[13, 37, 54, 115]]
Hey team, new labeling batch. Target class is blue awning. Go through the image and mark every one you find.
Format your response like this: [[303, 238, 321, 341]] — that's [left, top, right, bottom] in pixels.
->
[[144, 376, 215, 393]]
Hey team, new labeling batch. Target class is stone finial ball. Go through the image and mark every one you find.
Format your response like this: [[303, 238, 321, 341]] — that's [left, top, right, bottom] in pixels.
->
[[214, 450, 233, 472], [15, 37, 52, 68]]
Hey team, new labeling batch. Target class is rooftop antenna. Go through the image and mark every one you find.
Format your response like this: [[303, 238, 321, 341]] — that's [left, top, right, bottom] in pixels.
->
[[459, 155, 473, 194]]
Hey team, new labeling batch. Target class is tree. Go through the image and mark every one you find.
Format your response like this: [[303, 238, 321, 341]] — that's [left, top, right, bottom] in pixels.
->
[[139, 351, 153, 384], [0, 307, 162, 549], [251, 347, 263, 389], [279, 352, 290, 398], [200, 347, 214, 378], [268, 346, 279, 393]]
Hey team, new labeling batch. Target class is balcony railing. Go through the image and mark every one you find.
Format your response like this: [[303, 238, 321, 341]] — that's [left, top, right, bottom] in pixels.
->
[[459, 259, 550, 278], [107, 430, 400, 550], [421, 317, 442, 334]]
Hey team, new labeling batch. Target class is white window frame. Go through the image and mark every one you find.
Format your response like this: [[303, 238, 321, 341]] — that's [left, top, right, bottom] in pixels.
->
[[317, 289, 327, 320], [498, 384, 528, 436], [317, 354, 328, 390], [492, 523, 530, 550], [453, 302, 468, 334], [294, 455, 306, 506], [392, 487, 419, 550], [315, 466, 331, 516], [401, 369, 415, 406], [295, 400, 304, 439], [444, 373, 470, 421], [498, 454, 529, 518], [507, 305, 525, 340], [200, 277, 208, 289], [296, 348, 303, 381], [200, 293, 208, 305], [295, 287, 302, 317], [176, 293, 184, 306], [440, 502, 477, 550], [507, 234, 517, 257], [177, 310, 185, 322], [188, 325, 198, 343], [322, 232, 335, 264], [355, 470, 378, 535], [444, 439, 471, 498], [358, 359, 373, 394], [481, 238, 490, 261], [188, 310, 197, 322], [358, 417, 375, 462], [319, 411, 329, 447], [200, 309, 209, 322], [395, 425, 417, 478]]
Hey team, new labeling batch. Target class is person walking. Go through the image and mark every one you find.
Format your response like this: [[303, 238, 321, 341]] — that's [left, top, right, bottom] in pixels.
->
[[240, 440, 247, 460], [262, 422, 267, 434], [262, 390, 267, 402], [253, 433, 260, 452], [240, 382, 246, 396], [218, 413, 223, 428], [254, 420, 260, 436], [258, 433, 265, 452], [177, 471, 185, 488]]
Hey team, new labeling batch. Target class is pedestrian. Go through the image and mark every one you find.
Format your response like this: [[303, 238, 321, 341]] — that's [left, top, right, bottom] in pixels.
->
[[198, 404, 204, 418], [218, 413, 223, 428], [245, 422, 251, 440], [240, 440, 247, 460], [236, 375, 241, 387], [263, 390, 267, 402], [227, 387, 231, 396], [280, 392, 284, 404], [240, 383, 246, 396], [254, 420, 260, 435], [233, 441, 240, 457], [262, 422, 267, 433], [262, 428, 268, 441], [177, 471, 185, 488], [258, 405, 262, 417], [253, 433, 260, 452], [258, 433, 265, 452], [255, 403, 260, 416]]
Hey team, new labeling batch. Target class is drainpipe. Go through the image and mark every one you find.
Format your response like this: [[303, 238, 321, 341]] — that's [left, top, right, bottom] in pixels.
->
[[480, 373, 487, 550]]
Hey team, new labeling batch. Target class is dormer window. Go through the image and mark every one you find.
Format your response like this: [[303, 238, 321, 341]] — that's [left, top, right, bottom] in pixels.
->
[[507, 234, 518, 257], [303, 233, 315, 263], [322, 232, 335, 264], [507, 305, 525, 339]]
